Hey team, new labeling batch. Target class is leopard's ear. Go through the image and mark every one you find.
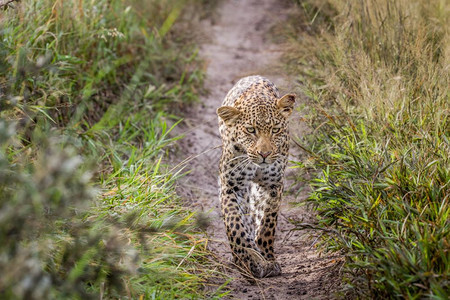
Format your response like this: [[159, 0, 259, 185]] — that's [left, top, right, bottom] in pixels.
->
[[217, 106, 241, 125], [276, 94, 296, 118]]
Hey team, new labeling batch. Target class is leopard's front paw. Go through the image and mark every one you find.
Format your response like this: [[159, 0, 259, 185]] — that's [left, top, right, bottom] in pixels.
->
[[263, 261, 281, 278], [250, 263, 266, 279]]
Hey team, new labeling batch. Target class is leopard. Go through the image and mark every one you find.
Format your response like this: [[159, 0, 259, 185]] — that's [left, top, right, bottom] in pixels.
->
[[216, 75, 295, 279]]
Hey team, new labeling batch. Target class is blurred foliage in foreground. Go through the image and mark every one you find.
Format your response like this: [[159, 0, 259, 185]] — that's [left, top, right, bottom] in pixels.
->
[[0, 0, 224, 298], [286, 0, 449, 298]]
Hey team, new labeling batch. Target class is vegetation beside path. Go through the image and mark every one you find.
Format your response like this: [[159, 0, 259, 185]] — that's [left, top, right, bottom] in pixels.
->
[[0, 0, 224, 298], [286, 0, 449, 298], [2, 0, 448, 298]]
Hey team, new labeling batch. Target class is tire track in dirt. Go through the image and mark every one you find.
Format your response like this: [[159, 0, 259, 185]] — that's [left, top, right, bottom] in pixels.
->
[[176, 0, 341, 298]]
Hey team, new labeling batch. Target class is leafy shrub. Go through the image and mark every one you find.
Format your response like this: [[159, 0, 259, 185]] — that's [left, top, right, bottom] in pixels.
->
[[286, 0, 449, 298]]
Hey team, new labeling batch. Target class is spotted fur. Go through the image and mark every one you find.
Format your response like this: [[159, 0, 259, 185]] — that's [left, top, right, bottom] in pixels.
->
[[217, 75, 295, 278]]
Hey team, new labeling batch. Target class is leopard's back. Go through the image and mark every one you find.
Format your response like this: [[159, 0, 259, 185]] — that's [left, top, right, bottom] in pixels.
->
[[222, 75, 280, 107]]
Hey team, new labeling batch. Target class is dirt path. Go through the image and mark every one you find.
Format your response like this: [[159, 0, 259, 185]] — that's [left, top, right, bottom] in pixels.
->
[[177, 0, 340, 298]]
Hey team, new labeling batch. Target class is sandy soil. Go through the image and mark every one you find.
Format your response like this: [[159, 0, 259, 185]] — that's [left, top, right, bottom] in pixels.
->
[[175, 0, 341, 298]]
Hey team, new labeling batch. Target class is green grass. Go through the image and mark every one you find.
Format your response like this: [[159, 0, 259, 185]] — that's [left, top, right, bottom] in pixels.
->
[[285, 0, 449, 298], [0, 0, 224, 298]]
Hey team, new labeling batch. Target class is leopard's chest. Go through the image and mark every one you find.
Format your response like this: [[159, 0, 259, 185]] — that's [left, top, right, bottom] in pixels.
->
[[222, 158, 283, 188]]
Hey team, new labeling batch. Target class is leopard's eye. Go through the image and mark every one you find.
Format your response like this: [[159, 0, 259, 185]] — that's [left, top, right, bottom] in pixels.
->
[[272, 127, 281, 133], [246, 127, 256, 134]]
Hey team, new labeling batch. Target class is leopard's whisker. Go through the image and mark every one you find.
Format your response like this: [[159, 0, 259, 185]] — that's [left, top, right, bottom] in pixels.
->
[[243, 160, 253, 172], [228, 158, 249, 174], [226, 156, 249, 173], [226, 155, 248, 164], [169, 144, 222, 173]]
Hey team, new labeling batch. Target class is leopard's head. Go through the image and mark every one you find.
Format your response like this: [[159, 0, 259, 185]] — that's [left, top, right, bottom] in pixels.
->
[[217, 94, 295, 166]]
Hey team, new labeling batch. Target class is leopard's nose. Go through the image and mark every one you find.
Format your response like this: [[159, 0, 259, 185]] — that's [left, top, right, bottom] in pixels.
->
[[258, 151, 272, 158]]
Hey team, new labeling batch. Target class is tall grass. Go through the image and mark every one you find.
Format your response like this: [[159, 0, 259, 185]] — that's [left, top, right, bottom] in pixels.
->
[[1, 0, 203, 126], [0, 0, 222, 298], [285, 0, 449, 298]]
